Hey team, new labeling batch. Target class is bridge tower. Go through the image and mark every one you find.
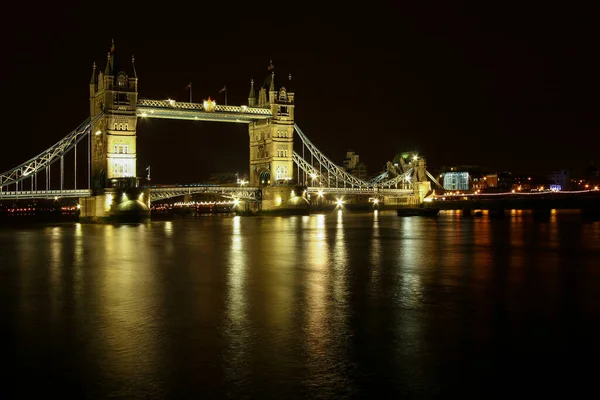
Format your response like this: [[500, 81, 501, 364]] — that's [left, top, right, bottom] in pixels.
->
[[89, 40, 138, 190], [81, 40, 149, 222], [247, 61, 295, 187]]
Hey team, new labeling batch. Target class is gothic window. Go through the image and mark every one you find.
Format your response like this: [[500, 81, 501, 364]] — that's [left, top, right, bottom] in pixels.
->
[[124, 123, 129, 131], [279, 88, 287, 101], [113, 123, 118, 130], [117, 74, 127, 88], [279, 106, 288, 116]]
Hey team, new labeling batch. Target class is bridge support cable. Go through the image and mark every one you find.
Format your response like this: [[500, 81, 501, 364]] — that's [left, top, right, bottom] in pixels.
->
[[0, 113, 103, 190], [294, 124, 371, 188], [368, 171, 389, 185], [426, 170, 444, 190], [378, 168, 414, 189]]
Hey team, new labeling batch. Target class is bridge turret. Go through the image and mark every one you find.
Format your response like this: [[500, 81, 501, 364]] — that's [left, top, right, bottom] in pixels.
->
[[248, 79, 256, 107], [89, 62, 97, 116]]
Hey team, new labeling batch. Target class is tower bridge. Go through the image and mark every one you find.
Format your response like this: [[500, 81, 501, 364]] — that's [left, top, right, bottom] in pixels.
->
[[0, 41, 437, 221]]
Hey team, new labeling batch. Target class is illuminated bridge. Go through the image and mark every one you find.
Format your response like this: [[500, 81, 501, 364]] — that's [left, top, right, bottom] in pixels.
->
[[0, 41, 442, 218]]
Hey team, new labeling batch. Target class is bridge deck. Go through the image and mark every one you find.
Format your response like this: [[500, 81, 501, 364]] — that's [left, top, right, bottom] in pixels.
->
[[137, 99, 272, 123]]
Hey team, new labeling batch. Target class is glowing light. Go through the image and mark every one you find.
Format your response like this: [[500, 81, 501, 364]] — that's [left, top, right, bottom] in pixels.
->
[[317, 190, 324, 197], [310, 173, 317, 179], [95, 130, 102, 135], [241, 105, 248, 112], [54, 196, 58, 201], [141, 113, 147, 117], [76, 204, 81, 209], [276, 197, 282, 206], [372, 198, 379, 204], [106, 193, 113, 210], [233, 198, 240, 207], [203, 97, 216, 112], [168, 99, 175, 107], [336, 198, 343, 206], [138, 193, 144, 201], [413, 154, 418, 161]]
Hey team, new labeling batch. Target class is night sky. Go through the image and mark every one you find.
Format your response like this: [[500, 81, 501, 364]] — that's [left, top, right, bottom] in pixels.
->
[[0, 2, 596, 183]]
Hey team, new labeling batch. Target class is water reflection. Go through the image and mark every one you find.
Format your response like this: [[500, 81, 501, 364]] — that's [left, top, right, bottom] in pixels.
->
[[332, 210, 347, 306], [224, 215, 249, 390], [2, 212, 599, 398]]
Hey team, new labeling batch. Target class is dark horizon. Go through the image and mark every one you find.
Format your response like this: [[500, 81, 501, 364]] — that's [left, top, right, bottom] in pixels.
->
[[0, 2, 596, 183]]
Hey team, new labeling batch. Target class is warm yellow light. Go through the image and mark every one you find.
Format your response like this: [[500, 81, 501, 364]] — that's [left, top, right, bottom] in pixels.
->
[[310, 173, 317, 179], [276, 197, 282, 206], [317, 190, 324, 197], [95, 130, 102, 135], [138, 193, 144, 201], [413, 154, 418, 161], [233, 198, 240, 207], [76, 204, 81, 209], [241, 105, 248, 112], [336, 198, 343, 206], [141, 113, 147, 117], [203, 97, 216, 112], [373, 198, 379, 204]]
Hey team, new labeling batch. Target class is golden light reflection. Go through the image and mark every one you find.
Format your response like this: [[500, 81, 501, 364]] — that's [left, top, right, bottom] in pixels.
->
[[370, 211, 382, 284], [397, 218, 423, 308], [164, 221, 173, 237], [472, 218, 492, 282], [97, 224, 158, 382], [48, 227, 63, 304], [305, 214, 330, 360], [228, 216, 245, 324], [332, 210, 347, 305]]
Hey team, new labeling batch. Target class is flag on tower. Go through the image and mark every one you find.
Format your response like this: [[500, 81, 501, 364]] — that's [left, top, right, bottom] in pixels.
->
[[186, 82, 192, 89], [218, 85, 227, 93]]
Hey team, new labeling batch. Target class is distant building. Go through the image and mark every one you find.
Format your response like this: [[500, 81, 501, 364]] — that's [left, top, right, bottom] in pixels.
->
[[547, 169, 569, 191], [442, 171, 469, 191], [497, 172, 514, 190], [485, 174, 498, 187], [342, 151, 368, 181]]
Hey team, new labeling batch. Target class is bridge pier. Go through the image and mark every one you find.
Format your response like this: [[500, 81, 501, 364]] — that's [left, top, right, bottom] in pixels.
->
[[80, 186, 150, 223], [259, 186, 309, 215]]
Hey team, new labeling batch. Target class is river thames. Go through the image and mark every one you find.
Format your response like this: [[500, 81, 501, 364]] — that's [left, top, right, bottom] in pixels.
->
[[1, 210, 599, 398]]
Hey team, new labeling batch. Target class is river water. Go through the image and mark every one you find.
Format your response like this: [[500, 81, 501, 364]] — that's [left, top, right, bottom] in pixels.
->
[[1, 210, 599, 398]]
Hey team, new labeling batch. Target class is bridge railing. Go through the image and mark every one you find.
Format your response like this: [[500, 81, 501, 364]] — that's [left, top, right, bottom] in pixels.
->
[[0, 189, 92, 199]]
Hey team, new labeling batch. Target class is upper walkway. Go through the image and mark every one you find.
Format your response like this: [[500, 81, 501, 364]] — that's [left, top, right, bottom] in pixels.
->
[[137, 99, 272, 123]]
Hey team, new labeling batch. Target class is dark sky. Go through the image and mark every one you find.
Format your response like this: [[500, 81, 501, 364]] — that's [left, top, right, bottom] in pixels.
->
[[0, 1, 596, 183]]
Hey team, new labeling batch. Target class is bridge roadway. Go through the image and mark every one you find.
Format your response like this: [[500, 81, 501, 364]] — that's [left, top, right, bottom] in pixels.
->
[[426, 190, 600, 211], [136, 99, 272, 123], [0, 185, 415, 202]]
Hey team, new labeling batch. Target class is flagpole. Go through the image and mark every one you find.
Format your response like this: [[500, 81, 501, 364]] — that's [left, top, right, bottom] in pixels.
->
[[189, 82, 192, 103], [225, 87, 227, 105]]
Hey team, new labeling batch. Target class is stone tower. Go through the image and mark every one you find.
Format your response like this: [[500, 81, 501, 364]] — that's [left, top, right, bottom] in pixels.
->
[[89, 40, 138, 191], [248, 61, 295, 186]]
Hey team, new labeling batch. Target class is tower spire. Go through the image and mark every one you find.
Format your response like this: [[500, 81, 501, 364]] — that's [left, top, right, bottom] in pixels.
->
[[269, 71, 275, 92], [90, 62, 97, 84], [248, 79, 256, 106], [105, 52, 111, 75], [131, 55, 137, 78]]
